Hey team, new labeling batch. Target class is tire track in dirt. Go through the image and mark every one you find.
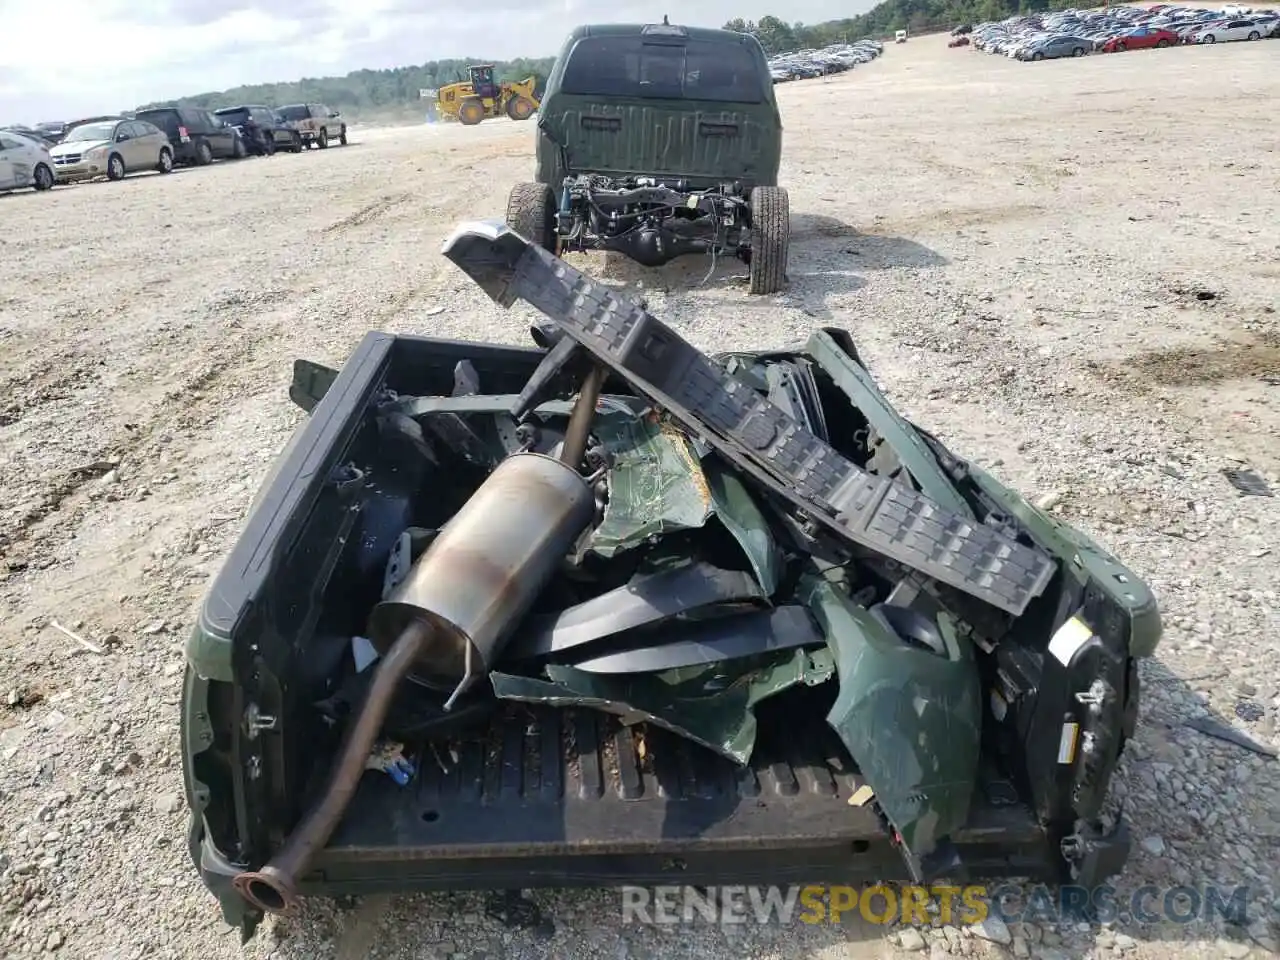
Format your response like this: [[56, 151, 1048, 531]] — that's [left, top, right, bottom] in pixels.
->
[[323, 191, 413, 233], [0, 323, 281, 568]]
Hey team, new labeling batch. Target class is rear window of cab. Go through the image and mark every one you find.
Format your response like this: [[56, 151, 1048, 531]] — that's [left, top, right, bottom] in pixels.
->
[[560, 36, 765, 103]]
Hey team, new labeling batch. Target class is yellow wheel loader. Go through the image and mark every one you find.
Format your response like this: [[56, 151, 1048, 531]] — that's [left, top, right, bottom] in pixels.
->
[[435, 65, 540, 126]]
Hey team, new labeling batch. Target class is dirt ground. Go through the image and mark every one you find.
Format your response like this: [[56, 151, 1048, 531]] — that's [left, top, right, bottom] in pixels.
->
[[1, 34, 1278, 960]]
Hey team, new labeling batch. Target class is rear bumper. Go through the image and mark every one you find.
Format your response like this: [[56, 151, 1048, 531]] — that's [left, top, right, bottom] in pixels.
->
[[171, 142, 200, 163], [194, 808, 1066, 891]]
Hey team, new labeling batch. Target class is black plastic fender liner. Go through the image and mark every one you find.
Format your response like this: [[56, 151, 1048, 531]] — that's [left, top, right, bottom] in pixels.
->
[[503, 561, 766, 661], [440, 220, 1056, 617], [569, 604, 823, 674]]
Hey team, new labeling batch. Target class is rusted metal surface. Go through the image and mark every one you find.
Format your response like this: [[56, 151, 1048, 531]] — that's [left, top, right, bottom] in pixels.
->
[[231, 619, 430, 915], [367, 452, 595, 701], [559, 364, 607, 468]]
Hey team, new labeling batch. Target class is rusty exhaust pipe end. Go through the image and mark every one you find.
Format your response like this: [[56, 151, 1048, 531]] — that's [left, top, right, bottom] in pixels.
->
[[230, 619, 429, 915], [231, 866, 300, 916]]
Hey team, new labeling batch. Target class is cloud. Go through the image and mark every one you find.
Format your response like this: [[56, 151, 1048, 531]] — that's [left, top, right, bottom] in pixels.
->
[[0, 0, 875, 121]]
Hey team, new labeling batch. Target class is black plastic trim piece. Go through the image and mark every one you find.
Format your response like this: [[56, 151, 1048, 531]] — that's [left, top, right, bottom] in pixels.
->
[[440, 223, 1056, 616]]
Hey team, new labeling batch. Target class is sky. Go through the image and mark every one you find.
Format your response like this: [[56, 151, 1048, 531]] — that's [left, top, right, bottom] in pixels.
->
[[0, 0, 875, 123]]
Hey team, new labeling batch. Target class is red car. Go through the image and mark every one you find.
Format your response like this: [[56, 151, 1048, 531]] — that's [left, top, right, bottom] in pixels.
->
[[948, 35, 971, 46], [1100, 25, 1180, 51]]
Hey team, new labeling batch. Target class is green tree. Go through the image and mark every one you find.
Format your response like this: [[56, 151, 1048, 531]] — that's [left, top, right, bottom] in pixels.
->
[[754, 15, 797, 53]]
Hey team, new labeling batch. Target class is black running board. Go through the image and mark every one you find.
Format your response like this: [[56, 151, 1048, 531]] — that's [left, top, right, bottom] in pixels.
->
[[440, 221, 1055, 618]]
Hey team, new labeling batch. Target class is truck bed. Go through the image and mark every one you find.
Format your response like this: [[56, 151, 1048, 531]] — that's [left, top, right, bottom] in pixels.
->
[[312, 699, 1055, 893], [184, 331, 1075, 933]]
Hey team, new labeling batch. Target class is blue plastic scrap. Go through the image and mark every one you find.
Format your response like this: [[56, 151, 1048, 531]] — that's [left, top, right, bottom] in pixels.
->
[[366, 740, 416, 786]]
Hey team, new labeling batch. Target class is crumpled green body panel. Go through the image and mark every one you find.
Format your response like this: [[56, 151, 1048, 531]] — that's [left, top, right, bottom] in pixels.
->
[[490, 646, 833, 765], [803, 330, 973, 519], [588, 415, 713, 555], [703, 459, 783, 596], [800, 575, 981, 874], [586, 415, 783, 597]]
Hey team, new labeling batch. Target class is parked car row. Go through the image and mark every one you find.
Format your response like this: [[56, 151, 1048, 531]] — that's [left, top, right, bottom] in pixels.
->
[[768, 40, 884, 82], [967, 4, 1279, 61], [0, 102, 349, 193]]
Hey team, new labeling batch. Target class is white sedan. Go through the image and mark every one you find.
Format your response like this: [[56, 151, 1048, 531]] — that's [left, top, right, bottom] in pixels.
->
[[1191, 17, 1269, 41], [0, 129, 56, 193]]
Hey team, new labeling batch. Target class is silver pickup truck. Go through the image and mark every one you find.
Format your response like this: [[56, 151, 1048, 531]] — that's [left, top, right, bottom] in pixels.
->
[[276, 103, 348, 149]]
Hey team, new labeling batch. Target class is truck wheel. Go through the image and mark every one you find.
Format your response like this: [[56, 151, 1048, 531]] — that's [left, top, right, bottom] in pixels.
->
[[317, 129, 329, 149], [748, 186, 789, 295], [339, 126, 348, 146], [458, 98, 486, 125], [506, 96, 536, 121], [505, 182, 556, 251], [195, 140, 213, 165]]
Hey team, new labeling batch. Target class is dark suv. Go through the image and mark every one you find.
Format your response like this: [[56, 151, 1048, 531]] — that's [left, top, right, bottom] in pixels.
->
[[212, 105, 302, 155], [505, 21, 790, 293], [135, 106, 247, 165]]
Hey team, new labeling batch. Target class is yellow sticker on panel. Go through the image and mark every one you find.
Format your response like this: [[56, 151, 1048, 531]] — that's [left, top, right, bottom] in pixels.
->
[[1058, 722, 1080, 765]]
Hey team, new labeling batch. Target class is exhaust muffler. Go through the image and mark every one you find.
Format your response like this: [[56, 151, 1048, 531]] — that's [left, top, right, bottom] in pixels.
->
[[231, 441, 596, 914]]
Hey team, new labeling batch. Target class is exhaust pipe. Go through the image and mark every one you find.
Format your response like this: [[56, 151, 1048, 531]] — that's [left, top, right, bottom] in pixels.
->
[[231, 383, 601, 915], [230, 619, 430, 914]]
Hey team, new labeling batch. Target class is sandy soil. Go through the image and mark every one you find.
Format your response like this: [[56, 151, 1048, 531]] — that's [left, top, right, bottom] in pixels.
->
[[1, 34, 1278, 960]]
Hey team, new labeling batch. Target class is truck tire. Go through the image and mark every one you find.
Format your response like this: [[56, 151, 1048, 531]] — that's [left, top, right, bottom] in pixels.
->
[[506, 96, 536, 121], [459, 98, 486, 125], [748, 186, 789, 295], [506, 182, 556, 251]]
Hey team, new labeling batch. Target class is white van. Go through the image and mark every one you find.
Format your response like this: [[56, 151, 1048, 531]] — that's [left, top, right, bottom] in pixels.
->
[[895, 29, 908, 43]]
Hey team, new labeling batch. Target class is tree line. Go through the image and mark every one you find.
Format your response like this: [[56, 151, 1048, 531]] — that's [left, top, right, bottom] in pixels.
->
[[138, 0, 1062, 119]]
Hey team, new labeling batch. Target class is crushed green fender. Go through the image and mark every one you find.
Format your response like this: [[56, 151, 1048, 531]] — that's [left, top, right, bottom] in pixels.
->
[[800, 574, 981, 874], [587, 416, 784, 597], [489, 646, 834, 765]]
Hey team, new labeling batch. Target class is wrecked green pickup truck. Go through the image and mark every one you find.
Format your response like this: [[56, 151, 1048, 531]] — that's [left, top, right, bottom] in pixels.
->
[[181, 221, 1161, 938]]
